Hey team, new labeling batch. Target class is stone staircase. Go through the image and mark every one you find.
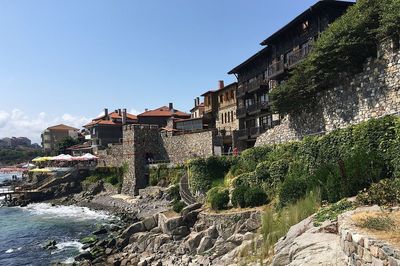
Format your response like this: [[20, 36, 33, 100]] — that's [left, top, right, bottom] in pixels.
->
[[179, 173, 196, 205]]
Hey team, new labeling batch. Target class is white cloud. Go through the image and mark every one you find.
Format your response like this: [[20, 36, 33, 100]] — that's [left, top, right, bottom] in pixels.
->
[[129, 108, 142, 115], [0, 109, 91, 144]]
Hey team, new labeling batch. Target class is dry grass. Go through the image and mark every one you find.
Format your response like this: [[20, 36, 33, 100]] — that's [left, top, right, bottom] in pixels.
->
[[352, 211, 400, 248]]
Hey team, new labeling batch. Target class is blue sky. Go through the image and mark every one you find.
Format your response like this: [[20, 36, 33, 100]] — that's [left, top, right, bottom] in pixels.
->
[[0, 0, 327, 142]]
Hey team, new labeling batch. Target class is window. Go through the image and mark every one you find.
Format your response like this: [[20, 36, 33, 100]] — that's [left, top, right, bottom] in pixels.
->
[[302, 20, 310, 31], [219, 95, 224, 103], [230, 90, 235, 100], [227, 112, 231, 123], [225, 92, 229, 101], [224, 113, 227, 124], [231, 111, 234, 121], [245, 98, 254, 107], [260, 115, 272, 127], [259, 93, 268, 103], [221, 114, 224, 124]]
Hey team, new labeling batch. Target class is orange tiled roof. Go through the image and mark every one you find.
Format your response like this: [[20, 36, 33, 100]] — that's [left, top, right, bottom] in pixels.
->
[[138, 106, 190, 118], [94, 111, 137, 121], [84, 120, 120, 128], [47, 124, 79, 131]]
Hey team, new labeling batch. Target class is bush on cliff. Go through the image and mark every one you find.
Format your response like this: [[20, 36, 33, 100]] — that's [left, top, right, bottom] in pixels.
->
[[245, 187, 269, 208], [149, 164, 184, 186], [207, 187, 229, 211], [85, 166, 126, 189], [188, 156, 234, 194], [356, 178, 400, 206], [231, 186, 247, 208]]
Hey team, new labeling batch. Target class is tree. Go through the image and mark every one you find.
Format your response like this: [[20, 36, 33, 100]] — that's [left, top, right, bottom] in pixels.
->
[[56, 136, 79, 155]]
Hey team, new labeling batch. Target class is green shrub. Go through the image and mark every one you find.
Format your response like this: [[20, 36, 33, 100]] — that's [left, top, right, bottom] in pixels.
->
[[168, 184, 181, 202], [314, 199, 354, 226], [85, 166, 125, 189], [359, 216, 395, 231], [149, 164, 184, 187], [236, 146, 273, 174], [356, 178, 400, 206], [279, 177, 308, 207], [268, 159, 289, 183], [232, 186, 247, 208], [245, 187, 269, 208], [172, 200, 186, 213], [207, 187, 229, 210], [232, 172, 259, 188], [255, 161, 270, 181]]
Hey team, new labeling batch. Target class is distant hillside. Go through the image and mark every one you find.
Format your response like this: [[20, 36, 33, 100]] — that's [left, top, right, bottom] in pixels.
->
[[0, 147, 43, 166]]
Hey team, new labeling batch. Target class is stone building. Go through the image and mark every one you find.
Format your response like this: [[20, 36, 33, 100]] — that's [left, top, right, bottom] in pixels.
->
[[41, 124, 79, 155], [228, 0, 353, 149], [201, 80, 238, 153]]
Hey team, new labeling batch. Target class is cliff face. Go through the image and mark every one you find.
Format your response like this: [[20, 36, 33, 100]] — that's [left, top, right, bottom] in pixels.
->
[[256, 39, 400, 146]]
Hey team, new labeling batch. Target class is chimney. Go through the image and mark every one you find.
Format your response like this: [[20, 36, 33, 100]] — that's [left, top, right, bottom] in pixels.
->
[[169, 103, 174, 110], [218, 80, 224, 90], [104, 108, 109, 119], [118, 109, 122, 116], [197, 97, 200, 106], [194, 99, 198, 107], [122, 108, 127, 125]]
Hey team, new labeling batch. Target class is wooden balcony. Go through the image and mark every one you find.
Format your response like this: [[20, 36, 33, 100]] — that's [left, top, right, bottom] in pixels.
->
[[266, 61, 285, 79], [237, 128, 249, 140], [236, 107, 247, 118], [249, 125, 270, 138], [287, 45, 313, 68]]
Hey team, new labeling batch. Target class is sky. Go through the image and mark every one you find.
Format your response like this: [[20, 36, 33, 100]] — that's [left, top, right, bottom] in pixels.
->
[[0, 0, 328, 143]]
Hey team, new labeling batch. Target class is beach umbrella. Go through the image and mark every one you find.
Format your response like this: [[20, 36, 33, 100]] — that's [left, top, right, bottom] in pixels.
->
[[29, 168, 52, 173], [32, 157, 53, 162]]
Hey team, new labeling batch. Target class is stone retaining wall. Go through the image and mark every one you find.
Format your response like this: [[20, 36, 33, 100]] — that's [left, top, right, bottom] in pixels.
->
[[338, 206, 400, 266], [97, 144, 124, 167], [256, 39, 400, 146]]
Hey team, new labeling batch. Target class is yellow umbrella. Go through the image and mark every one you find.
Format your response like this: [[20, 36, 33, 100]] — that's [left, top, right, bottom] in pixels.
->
[[32, 157, 53, 162], [29, 168, 52, 173]]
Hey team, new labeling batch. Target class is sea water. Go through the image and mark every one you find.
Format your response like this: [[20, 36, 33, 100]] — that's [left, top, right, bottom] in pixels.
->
[[0, 203, 112, 265]]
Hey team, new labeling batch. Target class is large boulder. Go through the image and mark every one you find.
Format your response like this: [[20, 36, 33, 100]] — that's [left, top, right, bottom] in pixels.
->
[[142, 216, 158, 231], [197, 236, 214, 254], [158, 212, 183, 235], [121, 222, 145, 239], [171, 226, 190, 240], [181, 203, 202, 218], [183, 231, 205, 252]]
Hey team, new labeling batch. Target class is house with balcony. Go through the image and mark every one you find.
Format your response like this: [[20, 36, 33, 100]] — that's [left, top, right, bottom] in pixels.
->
[[84, 108, 137, 152], [138, 103, 191, 129], [200, 80, 238, 152], [228, 0, 353, 148]]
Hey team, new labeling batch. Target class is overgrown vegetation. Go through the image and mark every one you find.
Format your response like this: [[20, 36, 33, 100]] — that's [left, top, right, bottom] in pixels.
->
[[261, 190, 320, 258], [206, 187, 230, 211], [84, 164, 127, 190], [188, 156, 236, 194], [270, 0, 400, 114], [149, 164, 184, 187], [356, 178, 400, 206], [56, 136, 80, 155], [313, 199, 354, 226]]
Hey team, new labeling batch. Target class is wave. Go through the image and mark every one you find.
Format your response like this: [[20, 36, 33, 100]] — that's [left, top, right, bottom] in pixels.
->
[[21, 203, 111, 221], [56, 241, 84, 252], [4, 247, 21, 254]]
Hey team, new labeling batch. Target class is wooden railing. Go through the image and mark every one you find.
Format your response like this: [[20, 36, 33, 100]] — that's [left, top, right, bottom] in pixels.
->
[[287, 45, 313, 68], [266, 61, 285, 79]]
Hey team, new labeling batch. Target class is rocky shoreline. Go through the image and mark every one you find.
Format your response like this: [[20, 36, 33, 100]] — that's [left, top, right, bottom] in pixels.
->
[[38, 181, 264, 266]]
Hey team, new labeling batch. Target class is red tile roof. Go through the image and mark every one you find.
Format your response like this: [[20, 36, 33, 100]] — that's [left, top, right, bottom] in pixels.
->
[[94, 111, 137, 121], [47, 124, 79, 131], [138, 106, 190, 118]]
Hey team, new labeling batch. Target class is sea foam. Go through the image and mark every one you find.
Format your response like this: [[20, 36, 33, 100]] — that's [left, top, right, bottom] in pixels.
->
[[21, 203, 111, 221]]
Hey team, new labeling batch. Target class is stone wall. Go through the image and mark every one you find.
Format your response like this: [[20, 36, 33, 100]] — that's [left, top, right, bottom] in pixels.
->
[[339, 206, 400, 266], [161, 130, 221, 164], [97, 144, 124, 167], [121, 125, 221, 195], [256, 39, 400, 146]]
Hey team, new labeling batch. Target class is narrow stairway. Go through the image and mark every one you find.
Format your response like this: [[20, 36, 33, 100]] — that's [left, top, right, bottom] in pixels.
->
[[179, 173, 196, 205]]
